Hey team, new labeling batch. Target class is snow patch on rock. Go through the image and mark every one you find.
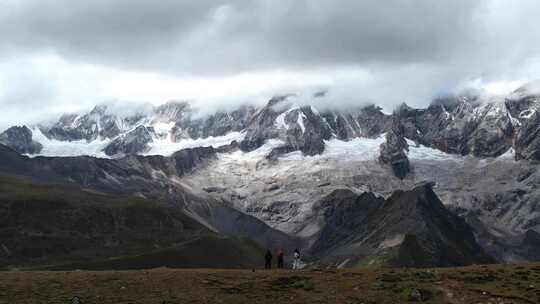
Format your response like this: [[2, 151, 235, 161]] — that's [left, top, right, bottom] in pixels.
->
[[297, 112, 307, 133], [30, 128, 111, 158], [144, 131, 246, 156]]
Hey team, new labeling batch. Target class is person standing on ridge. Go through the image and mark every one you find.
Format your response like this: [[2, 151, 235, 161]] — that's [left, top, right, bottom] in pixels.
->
[[265, 249, 273, 269], [293, 248, 301, 269], [277, 248, 284, 269]]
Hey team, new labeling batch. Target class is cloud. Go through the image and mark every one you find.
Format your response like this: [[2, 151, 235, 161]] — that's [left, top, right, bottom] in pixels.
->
[[1, 0, 540, 130], [0, 0, 485, 75]]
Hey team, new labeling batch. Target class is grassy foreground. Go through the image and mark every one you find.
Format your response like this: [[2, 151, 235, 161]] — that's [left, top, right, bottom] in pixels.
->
[[1, 263, 540, 304]]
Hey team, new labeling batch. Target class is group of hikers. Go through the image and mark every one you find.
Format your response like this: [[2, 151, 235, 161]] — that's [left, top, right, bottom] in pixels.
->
[[264, 248, 302, 269]]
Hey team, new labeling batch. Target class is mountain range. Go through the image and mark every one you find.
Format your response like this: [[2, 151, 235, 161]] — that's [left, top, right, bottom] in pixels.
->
[[1, 83, 539, 269]]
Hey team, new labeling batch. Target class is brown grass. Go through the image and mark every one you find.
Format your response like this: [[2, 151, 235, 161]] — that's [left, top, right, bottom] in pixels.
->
[[1, 262, 540, 303]]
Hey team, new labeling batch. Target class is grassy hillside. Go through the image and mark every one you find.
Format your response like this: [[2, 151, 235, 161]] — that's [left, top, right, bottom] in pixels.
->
[[1, 263, 539, 303], [43, 235, 265, 271], [0, 174, 264, 270]]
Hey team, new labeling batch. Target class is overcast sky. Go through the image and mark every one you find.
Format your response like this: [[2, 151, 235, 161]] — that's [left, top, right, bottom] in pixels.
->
[[1, 0, 540, 130]]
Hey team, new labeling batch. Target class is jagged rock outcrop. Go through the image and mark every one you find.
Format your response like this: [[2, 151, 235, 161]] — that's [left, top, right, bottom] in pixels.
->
[[379, 119, 410, 179], [242, 97, 394, 158], [241, 96, 333, 156], [390, 85, 540, 161], [4, 83, 538, 163], [154, 101, 191, 123], [279, 106, 333, 156], [514, 111, 540, 161], [313, 183, 494, 267], [170, 146, 218, 176], [321, 105, 393, 139], [395, 96, 515, 158], [43, 105, 144, 142], [35, 102, 256, 155], [158, 101, 256, 141], [240, 96, 291, 152], [465, 102, 514, 157], [0, 126, 42, 154], [104, 125, 154, 156], [506, 89, 540, 161], [184, 105, 256, 140], [505, 84, 540, 123], [309, 189, 384, 255]]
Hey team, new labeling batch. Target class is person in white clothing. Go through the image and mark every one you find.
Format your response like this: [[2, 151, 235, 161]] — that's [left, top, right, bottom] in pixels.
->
[[292, 248, 301, 269]]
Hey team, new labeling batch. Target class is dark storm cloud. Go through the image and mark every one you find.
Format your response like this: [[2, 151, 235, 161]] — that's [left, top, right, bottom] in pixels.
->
[[0, 0, 486, 75], [1, 0, 540, 131], [0, 0, 221, 70]]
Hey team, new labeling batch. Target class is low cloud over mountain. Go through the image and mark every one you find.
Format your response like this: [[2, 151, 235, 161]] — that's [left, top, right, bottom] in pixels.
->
[[1, 1, 540, 131]]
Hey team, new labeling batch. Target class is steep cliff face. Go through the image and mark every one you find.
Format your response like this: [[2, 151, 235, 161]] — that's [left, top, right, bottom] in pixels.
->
[[308, 189, 384, 255], [395, 96, 515, 158], [241, 96, 391, 158], [321, 105, 393, 139], [0, 125, 42, 154], [379, 119, 410, 179], [8, 83, 540, 164], [29, 102, 255, 157], [240, 96, 334, 157], [104, 125, 154, 156], [514, 111, 540, 161], [240, 96, 291, 152], [182, 105, 256, 140], [42, 105, 142, 142], [312, 183, 494, 267]]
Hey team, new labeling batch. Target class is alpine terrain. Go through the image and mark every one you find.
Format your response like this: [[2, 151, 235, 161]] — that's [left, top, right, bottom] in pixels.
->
[[1, 83, 540, 269]]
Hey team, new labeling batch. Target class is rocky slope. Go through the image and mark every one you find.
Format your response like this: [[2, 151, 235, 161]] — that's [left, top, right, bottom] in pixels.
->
[[28, 102, 255, 157], [240, 96, 393, 158], [0, 173, 269, 269], [0, 173, 206, 267], [379, 118, 410, 179], [103, 125, 155, 156], [1, 83, 540, 268], [0, 126, 42, 154], [184, 127, 540, 264], [514, 111, 540, 161], [311, 183, 494, 267], [2, 83, 538, 163], [0, 143, 300, 264], [0, 143, 493, 268]]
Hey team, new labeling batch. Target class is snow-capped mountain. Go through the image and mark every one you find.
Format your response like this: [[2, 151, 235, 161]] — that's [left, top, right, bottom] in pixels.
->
[[0, 125, 42, 154], [2, 84, 540, 267], [2, 84, 539, 163], [0, 101, 255, 158]]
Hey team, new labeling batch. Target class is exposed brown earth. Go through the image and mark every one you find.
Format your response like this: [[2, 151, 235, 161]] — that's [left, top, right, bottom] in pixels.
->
[[1, 263, 540, 304]]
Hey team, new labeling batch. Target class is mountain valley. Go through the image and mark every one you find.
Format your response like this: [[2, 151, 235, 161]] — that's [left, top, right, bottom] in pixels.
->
[[1, 84, 540, 269]]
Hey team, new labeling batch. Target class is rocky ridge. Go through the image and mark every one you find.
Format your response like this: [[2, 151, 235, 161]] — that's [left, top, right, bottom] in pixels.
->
[[1, 84, 539, 162], [311, 182, 494, 267], [1, 83, 540, 267], [379, 118, 410, 179], [0, 126, 42, 154]]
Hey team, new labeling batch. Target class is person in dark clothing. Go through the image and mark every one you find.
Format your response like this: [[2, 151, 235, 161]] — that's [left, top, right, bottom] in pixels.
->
[[277, 249, 284, 269], [265, 249, 273, 269]]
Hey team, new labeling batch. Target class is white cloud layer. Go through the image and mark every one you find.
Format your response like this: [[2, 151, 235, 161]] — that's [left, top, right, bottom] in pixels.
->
[[1, 0, 540, 131]]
